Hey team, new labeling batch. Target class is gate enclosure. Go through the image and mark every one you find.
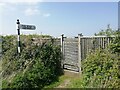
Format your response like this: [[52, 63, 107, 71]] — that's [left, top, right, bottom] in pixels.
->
[[61, 34, 114, 72]]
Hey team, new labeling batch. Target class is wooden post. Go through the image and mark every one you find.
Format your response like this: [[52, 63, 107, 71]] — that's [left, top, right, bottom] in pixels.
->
[[61, 34, 64, 68], [78, 34, 82, 73], [16, 19, 21, 53], [61, 34, 64, 53]]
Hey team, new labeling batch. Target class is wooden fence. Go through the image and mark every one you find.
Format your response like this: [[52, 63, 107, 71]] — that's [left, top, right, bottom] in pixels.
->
[[61, 34, 114, 72]]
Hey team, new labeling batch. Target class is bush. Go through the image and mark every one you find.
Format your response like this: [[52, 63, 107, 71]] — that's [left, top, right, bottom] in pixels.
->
[[2, 35, 62, 89], [81, 49, 120, 88], [110, 30, 120, 54], [80, 29, 120, 88]]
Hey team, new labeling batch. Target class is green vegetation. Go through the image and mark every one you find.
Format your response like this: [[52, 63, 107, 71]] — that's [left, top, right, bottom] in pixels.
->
[[69, 29, 120, 88], [110, 30, 120, 54], [44, 74, 81, 88], [94, 24, 117, 36], [2, 35, 62, 89], [43, 75, 69, 88], [54, 28, 120, 88], [81, 49, 120, 88], [1, 28, 120, 88]]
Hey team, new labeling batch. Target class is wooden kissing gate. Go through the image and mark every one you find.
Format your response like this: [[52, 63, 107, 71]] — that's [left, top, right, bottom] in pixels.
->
[[60, 34, 114, 73]]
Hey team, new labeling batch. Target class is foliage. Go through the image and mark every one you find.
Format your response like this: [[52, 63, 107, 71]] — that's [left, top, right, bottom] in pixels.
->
[[82, 49, 120, 88], [110, 30, 120, 54], [2, 35, 17, 54], [2, 35, 62, 89], [81, 48, 120, 88], [80, 28, 120, 88], [94, 26, 117, 36]]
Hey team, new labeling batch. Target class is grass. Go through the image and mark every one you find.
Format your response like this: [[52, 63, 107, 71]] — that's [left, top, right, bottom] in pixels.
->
[[43, 73, 83, 88], [67, 76, 83, 88], [0, 60, 2, 71], [43, 75, 69, 89]]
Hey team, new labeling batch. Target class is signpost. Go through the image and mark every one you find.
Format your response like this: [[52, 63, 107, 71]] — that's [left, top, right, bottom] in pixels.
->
[[20, 24, 36, 30], [16, 19, 36, 53]]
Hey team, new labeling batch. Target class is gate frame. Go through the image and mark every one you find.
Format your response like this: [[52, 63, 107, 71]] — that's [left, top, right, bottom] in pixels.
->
[[61, 34, 82, 73], [61, 34, 114, 73]]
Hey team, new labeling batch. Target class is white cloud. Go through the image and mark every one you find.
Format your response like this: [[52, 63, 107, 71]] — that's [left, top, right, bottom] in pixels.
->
[[0, 3, 6, 12], [0, 0, 51, 17], [24, 8, 40, 16], [0, 2, 7, 10], [43, 13, 51, 17], [0, 0, 119, 2], [0, 0, 42, 7], [0, 0, 41, 16], [0, 3, 6, 7], [0, 2, 17, 12], [0, 0, 42, 3]]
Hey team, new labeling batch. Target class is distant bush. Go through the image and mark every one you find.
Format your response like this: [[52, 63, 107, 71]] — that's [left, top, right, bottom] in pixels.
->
[[2, 35, 62, 89]]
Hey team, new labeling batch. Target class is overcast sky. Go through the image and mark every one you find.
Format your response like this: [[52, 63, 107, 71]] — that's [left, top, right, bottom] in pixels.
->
[[0, 0, 119, 37]]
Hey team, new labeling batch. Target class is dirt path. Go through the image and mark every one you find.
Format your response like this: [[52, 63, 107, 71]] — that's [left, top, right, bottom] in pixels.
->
[[56, 79, 71, 88], [55, 70, 80, 88]]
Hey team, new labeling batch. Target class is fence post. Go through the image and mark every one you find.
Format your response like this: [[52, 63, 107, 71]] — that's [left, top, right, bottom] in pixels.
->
[[78, 34, 82, 73], [16, 19, 21, 54], [61, 34, 64, 68]]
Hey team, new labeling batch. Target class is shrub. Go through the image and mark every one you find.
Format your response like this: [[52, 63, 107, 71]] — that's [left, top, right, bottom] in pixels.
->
[[2, 35, 62, 89], [81, 49, 120, 88], [110, 30, 120, 54], [80, 29, 120, 88]]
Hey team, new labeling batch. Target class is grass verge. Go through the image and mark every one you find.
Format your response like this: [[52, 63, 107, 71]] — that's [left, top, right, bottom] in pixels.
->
[[43, 73, 82, 88]]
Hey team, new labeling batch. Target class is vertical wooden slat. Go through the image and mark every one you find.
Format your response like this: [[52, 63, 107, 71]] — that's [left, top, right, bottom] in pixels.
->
[[78, 34, 81, 72], [61, 34, 64, 68], [98, 37, 100, 49], [100, 37, 102, 49], [83, 38, 85, 60], [81, 38, 83, 60], [86, 38, 88, 56]]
